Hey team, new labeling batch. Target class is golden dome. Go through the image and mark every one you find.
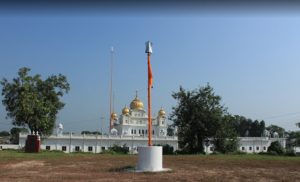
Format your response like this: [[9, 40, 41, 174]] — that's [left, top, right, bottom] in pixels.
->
[[122, 106, 130, 115], [130, 96, 144, 110], [111, 112, 118, 121], [158, 108, 166, 117]]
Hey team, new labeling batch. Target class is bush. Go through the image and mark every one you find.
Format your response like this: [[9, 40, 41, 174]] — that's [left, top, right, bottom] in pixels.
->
[[41, 149, 64, 153], [104, 144, 129, 154], [285, 149, 296, 156], [267, 141, 284, 155], [174, 150, 190, 155], [154, 144, 174, 155], [228, 151, 247, 155], [210, 151, 222, 155], [214, 137, 239, 154], [258, 152, 269, 155]]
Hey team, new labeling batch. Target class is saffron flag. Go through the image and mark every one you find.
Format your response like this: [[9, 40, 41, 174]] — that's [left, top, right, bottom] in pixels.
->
[[148, 55, 153, 88]]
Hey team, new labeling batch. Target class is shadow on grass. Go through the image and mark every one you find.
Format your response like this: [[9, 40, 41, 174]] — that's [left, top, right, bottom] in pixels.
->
[[108, 165, 135, 172], [108, 165, 174, 174]]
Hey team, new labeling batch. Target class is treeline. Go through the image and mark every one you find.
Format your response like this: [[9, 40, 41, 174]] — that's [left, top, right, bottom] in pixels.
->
[[0, 127, 29, 144], [81, 131, 101, 135], [170, 84, 291, 154], [226, 115, 265, 137]]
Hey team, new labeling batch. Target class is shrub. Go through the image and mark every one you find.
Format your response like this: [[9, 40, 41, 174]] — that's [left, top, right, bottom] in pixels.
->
[[154, 144, 174, 155], [267, 141, 284, 155], [285, 149, 296, 156], [105, 144, 129, 154], [228, 151, 247, 155]]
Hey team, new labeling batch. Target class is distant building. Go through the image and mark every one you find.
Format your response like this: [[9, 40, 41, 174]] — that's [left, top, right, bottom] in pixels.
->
[[204, 137, 286, 154], [113, 93, 168, 137], [17, 94, 288, 154], [19, 95, 178, 153]]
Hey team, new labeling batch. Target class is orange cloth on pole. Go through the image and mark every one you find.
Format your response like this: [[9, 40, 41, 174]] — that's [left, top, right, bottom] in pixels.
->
[[148, 55, 153, 88]]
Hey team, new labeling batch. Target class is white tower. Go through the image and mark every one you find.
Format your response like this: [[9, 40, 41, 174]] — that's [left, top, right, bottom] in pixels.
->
[[56, 123, 63, 136]]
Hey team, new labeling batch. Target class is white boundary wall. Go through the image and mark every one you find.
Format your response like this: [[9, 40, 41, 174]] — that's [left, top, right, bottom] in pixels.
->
[[19, 133, 178, 154], [204, 137, 287, 154], [0, 144, 20, 150]]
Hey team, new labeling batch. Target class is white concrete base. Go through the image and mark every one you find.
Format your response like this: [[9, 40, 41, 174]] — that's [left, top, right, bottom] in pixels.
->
[[136, 146, 171, 172]]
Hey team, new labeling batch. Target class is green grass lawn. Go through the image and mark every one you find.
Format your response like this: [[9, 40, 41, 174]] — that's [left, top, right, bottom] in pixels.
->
[[1, 149, 299, 161], [1, 149, 299, 181]]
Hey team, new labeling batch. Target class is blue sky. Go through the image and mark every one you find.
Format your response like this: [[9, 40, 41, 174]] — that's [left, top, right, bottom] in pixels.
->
[[1, 8, 300, 133]]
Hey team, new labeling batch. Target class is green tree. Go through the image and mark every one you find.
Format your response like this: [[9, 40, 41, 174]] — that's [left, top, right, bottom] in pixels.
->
[[286, 123, 300, 150], [81, 131, 101, 135], [232, 115, 252, 137], [214, 115, 239, 153], [10, 127, 29, 144], [230, 116, 265, 137], [167, 125, 175, 136], [249, 120, 265, 137], [266, 125, 285, 137], [0, 131, 10, 136], [1, 67, 70, 136], [170, 84, 227, 153], [267, 141, 284, 155], [286, 131, 300, 148]]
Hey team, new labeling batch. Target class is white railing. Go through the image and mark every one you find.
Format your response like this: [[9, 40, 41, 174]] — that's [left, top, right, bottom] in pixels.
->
[[19, 133, 178, 141]]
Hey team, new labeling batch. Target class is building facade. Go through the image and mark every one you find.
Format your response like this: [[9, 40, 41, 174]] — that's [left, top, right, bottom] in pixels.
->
[[203, 137, 286, 154], [17, 95, 288, 154], [19, 95, 178, 153], [113, 93, 168, 137]]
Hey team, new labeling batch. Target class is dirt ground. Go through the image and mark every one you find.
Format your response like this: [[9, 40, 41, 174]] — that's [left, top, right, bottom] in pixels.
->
[[0, 154, 299, 182]]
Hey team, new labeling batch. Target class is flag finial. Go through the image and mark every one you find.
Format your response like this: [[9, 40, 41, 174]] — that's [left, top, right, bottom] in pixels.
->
[[145, 41, 153, 54]]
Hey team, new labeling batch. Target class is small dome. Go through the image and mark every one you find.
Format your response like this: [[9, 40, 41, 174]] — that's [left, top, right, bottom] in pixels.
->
[[158, 108, 166, 117], [110, 128, 118, 135], [58, 123, 63, 129], [111, 112, 118, 121], [130, 95, 144, 110], [122, 106, 130, 115]]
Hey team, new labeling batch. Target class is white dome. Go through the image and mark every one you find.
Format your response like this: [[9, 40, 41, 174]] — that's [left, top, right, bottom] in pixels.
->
[[58, 123, 63, 130], [110, 128, 118, 135]]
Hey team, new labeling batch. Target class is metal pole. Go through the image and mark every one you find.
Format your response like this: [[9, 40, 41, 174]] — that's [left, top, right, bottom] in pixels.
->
[[145, 41, 153, 146], [147, 53, 152, 146], [109, 47, 114, 131]]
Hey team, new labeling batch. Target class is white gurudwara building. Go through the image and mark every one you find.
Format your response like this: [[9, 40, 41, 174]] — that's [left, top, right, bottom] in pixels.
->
[[17, 95, 287, 154], [112, 94, 168, 137], [19, 95, 178, 153]]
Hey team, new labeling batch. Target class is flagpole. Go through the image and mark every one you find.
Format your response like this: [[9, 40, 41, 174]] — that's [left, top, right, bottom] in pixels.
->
[[109, 46, 114, 131], [147, 53, 152, 146], [146, 41, 153, 146]]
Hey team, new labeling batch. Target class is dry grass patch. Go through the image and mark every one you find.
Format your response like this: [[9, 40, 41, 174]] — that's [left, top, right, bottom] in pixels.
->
[[0, 151, 299, 181]]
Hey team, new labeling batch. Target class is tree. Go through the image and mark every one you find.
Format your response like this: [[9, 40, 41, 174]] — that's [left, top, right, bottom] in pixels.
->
[[267, 141, 284, 155], [286, 123, 300, 150], [10, 127, 29, 144], [167, 125, 175, 136], [266, 125, 285, 138], [230, 116, 265, 137], [1, 67, 70, 136], [286, 131, 300, 148], [170, 84, 227, 153], [81, 131, 101, 135], [249, 120, 265, 137], [0, 131, 10, 136], [214, 114, 239, 153], [231, 115, 252, 137]]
